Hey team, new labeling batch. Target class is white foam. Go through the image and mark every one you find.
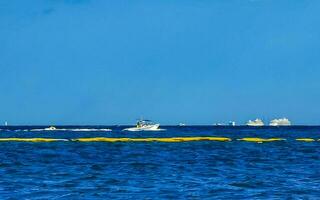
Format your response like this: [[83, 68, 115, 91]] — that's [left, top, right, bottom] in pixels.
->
[[10, 128, 111, 132], [69, 128, 112, 132], [123, 128, 166, 132], [30, 128, 67, 132], [27, 128, 112, 132]]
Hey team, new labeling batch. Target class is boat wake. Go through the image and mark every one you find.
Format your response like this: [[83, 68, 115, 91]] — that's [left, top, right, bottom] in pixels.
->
[[69, 128, 112, 132], [123, 128, 166, 132], [19, 128, 112, 132]]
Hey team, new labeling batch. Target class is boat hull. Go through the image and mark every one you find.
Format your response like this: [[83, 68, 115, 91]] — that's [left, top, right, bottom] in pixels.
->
[[123, 124, 161, 131]]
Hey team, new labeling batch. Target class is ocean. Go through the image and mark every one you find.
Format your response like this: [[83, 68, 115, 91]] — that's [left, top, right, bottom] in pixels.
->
[[0, 126, 319, 199]]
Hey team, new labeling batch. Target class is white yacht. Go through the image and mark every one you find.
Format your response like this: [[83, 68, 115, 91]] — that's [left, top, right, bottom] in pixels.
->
[[269, 118, 291, 126], [123, 120, 161, 131], [246, 119, 264, 126]]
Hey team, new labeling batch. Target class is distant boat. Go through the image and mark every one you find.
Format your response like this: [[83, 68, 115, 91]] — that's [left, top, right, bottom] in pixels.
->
[[44, 126, 58, 131], [213, 123, 224, 126], [247, 119, 264, 126], [269, 118, 291, 126], [123, 119, 161, 131], [228, 121, 236, 126], [30, 126, 60, 132], [179, 123, 186, 126]]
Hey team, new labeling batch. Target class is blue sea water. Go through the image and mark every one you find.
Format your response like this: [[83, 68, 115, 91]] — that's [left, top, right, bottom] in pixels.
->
[[0, 126, 320, 199]]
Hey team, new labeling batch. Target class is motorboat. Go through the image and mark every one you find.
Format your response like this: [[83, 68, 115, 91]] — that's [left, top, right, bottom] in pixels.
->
[[213, 123, 224, 126], [44, 126, 58, 131], [269, 118, 291, 126], [246, 119, 264, 126], [123, 120, 161, 131], [30, 126, 60, 131]]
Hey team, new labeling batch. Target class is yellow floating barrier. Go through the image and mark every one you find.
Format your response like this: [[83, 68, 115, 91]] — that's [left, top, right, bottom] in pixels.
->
[[296, 138, 315, 142], [0, 137, 317, 143], [237, 138, 286, 143], [72, 137, 232, 142], [0, 138, 68, 142]]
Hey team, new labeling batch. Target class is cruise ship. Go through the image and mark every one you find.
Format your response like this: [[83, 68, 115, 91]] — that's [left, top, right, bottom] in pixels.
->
[[269, 118, 291, 126], [246, 119, 264, 126]]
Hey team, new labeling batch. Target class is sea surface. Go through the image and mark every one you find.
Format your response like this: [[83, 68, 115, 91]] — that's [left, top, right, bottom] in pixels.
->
[[0, 126, 319, 199]]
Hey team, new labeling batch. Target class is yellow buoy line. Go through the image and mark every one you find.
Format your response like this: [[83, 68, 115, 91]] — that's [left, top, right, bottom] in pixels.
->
[[0, 137, 319, 143], [71, 137, 232, 142], [237, 138, 286, 143]]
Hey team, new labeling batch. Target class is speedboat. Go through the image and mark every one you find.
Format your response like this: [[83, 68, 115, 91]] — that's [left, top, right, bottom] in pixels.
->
[[44, 126, 58, 131], [30, 126, 60, 131], [214, 123, 224, 126], [246, 119, 264, 126], [123, 120, 161, 131]]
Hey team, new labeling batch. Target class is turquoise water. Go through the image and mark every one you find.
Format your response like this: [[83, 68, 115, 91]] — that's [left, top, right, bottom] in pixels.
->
[[0, 126, 319, 199]]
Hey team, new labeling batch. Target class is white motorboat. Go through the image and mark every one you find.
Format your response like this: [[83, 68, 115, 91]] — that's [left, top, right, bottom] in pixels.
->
[[269, 118, 291, 126], [246, 119, 264, 126], [44, 126, 58, 131], [123, 120, 161, 131], [31, 126, 64, 131], [214, 123, 224, 126]]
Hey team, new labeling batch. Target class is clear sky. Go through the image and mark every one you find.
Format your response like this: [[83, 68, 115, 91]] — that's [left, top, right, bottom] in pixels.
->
[[0, 0, 319, 125]]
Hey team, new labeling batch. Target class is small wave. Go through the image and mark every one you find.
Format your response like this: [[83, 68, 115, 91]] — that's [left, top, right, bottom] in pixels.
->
[[69, 128, 112, 132], [29, 128, 67, 132]]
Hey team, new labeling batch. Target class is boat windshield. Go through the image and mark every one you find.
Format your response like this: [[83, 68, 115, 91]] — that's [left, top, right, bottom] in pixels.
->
[[137, 120, 155, 127]]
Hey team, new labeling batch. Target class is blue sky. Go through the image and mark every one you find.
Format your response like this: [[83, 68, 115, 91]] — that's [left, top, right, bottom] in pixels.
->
[[0, 0, 320, 125]]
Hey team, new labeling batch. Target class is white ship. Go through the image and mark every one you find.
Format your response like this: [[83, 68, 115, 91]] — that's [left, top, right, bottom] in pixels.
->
[[246, 119, 264, 126], [269, 118, 291, 126], [123, 119, 161, 131]]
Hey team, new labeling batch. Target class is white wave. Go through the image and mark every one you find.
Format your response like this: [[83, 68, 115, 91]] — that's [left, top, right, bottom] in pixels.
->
[[29, 128, 68, 132], [69, 128, 112, 132], [15, 129, 29, 132]]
